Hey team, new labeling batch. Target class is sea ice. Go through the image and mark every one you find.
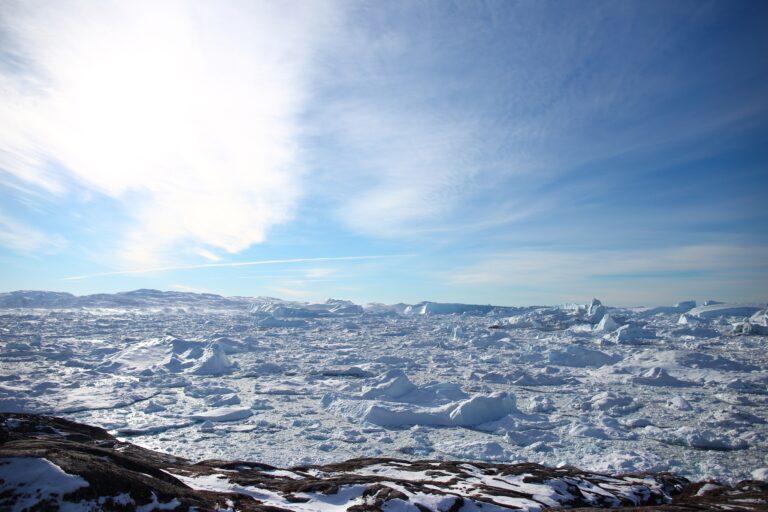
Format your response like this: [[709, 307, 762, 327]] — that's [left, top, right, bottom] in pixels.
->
[[0, 291, 766, 483]]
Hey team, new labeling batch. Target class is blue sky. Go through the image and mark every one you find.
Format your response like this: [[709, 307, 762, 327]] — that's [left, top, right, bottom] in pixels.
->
[[1, 0, 767, 306]]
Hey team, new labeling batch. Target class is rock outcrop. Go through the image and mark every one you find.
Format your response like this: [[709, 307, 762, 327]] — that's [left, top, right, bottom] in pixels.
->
[[1, 413, 766, 511]]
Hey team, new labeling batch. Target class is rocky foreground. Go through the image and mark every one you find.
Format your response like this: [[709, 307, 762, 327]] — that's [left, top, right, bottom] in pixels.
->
[[0, 414, 766, 511]]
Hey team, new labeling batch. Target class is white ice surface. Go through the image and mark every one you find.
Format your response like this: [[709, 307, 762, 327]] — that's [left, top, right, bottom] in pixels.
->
[[1, 294, 767, 483]]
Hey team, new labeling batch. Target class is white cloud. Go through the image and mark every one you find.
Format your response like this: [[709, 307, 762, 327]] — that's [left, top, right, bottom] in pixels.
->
[[0, 0, 339, 264]]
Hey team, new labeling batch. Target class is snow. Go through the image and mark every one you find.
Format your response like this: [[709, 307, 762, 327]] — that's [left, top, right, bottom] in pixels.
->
[[0, 291, 766, 483], [174, 472, 370, 511], [0, 457, 89, 512]]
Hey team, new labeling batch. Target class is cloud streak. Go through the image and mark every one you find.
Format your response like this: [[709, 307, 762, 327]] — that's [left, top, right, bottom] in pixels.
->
[[63, 254, 412, 281], [0, 212, 65, 254]]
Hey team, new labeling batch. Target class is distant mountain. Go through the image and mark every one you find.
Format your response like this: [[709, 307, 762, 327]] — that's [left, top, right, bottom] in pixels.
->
[[0, 289, 524, 316], [0, 289, 249, 310]]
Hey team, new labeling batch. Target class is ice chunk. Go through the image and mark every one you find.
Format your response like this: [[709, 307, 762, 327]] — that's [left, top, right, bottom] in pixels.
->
[[688, 303, 763, 319], [403, 302, 498, 316], [143, 401, 166, 413], [358, 402, 452, 427], [504, 428, 559, 446], [594, 314, 620, 332], [668, 396, 693, 411], [512, 372, 578, 386], [434, 440, 516, 462], [582, 391, 640, 415], [750, 309, 768, 326], [586, 298, 606, 323], [676, 352, 756, 372], [258, 317, 308, 328], [640, 301, 697, 316], [632, 367, 693, 387], [677, 313, 701, 325], [206, 393, 241, 407], [190, 407, 253, 422], [548, 345, 619, 367], [528, 396, 556, 413], [192, 342, 235, 376], [732, 320, 768, 335], [361, 369, 417, 400], [249, 362, 284, 375], [329, 392, 517, 428], [614, 325, 657, 344], [321, 366, 373, 378], [448, 392, 517, 427], [569, 423, 611, 439], [663, 426, 748, 450]]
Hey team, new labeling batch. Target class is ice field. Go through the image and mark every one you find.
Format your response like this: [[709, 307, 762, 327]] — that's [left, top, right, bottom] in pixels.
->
[[0, 290, 766, 483]]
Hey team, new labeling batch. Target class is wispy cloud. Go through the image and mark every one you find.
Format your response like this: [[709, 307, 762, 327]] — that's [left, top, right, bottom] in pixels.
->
[[1, 0, 340, 264], [308, 2, 768, 241], [0, 212, 64, 253], [63, 254, 411, 281]]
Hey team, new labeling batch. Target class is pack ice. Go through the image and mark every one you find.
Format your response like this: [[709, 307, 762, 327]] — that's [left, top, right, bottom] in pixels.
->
[[0, 290, 766, 483]]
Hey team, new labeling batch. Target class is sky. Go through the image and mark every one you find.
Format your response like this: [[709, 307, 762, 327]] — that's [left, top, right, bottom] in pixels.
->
[[1, 0, 767, 306]]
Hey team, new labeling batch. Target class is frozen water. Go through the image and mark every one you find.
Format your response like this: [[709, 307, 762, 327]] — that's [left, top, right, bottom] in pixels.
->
[[0, 291, 766, 482]]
